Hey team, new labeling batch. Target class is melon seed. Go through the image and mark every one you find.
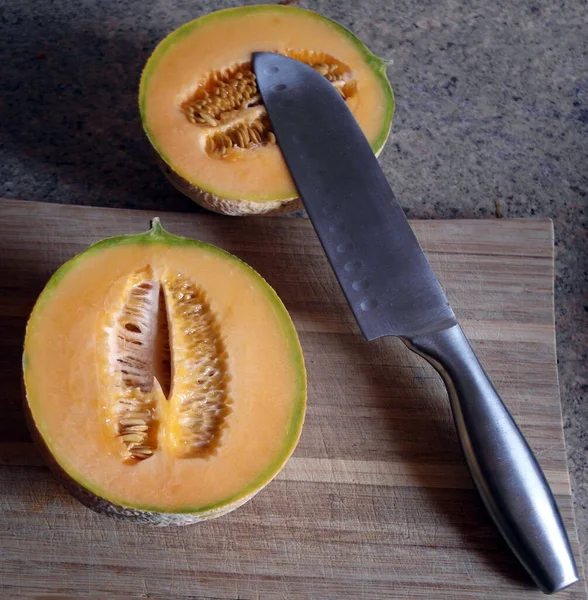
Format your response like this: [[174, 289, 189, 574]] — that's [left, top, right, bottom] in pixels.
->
[[126, 425, 149, 433], [120, 418, 147, 426], [121, 433, 144, 443], [200, 112, 218, 127], [131, 447, 154, 457]]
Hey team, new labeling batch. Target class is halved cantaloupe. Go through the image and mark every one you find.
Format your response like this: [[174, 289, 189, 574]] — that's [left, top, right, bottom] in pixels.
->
[[23, 221, 306, 524], [139, 5, 394, 215]]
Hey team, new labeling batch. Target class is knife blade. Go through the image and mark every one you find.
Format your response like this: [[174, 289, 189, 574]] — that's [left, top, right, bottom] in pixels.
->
[[253, 52, 578, 595]]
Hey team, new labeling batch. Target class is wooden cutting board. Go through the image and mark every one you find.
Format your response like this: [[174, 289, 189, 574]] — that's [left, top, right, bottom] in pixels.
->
[[0, 199, 585, 600]]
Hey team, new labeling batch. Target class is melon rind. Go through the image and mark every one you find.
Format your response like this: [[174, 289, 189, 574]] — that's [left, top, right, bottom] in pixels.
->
[[156, 154, 303, 216]]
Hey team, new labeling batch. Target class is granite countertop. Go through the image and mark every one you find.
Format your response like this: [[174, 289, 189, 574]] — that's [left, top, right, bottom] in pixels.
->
[[1, 0, 586, 568]]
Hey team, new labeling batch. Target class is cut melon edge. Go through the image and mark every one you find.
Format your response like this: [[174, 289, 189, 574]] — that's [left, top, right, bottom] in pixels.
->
[[139, 4, 395, 215], [23, 220, 307, 523]]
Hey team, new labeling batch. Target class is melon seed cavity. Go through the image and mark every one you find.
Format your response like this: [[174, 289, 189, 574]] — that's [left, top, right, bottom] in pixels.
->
[[106, 268, 230, 462], [181, 50, 357, 158]]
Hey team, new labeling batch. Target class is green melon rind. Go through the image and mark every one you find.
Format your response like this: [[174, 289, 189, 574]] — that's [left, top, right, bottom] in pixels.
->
[[155, 154, 304, 215], [139, 4, 394, 205], [23, 219, 306, 522]]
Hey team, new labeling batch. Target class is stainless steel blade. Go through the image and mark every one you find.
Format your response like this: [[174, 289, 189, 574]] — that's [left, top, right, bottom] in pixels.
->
[[252, 52, 579, 594], [253, 52, 456, 340]]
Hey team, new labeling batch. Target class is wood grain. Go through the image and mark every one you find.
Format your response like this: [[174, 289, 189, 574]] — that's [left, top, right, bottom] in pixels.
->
[[0, 199, 584, 600]]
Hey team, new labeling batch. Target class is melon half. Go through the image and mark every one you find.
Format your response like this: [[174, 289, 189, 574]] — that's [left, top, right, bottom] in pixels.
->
[[139, 5, 394, 215], [23, 221, 306, 524]]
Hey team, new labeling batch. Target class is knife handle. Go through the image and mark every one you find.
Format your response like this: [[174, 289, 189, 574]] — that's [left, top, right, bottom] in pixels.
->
[[402, 323, 578, 595]]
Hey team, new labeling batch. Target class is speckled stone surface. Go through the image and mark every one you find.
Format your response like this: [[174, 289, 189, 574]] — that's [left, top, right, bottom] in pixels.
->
[[1, 0, 586, 567]]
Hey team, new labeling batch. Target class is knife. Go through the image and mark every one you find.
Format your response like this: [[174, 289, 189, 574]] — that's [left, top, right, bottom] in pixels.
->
[[253, 52, 578, 595]]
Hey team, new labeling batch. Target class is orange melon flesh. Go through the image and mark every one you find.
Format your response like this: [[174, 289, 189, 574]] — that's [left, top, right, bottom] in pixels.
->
[[140, 5, 394, 212], [23, 223, 306, 519]]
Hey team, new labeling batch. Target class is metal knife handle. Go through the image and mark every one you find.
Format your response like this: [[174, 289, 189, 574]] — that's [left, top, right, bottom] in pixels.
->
[[402, 323, 578, 595]]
